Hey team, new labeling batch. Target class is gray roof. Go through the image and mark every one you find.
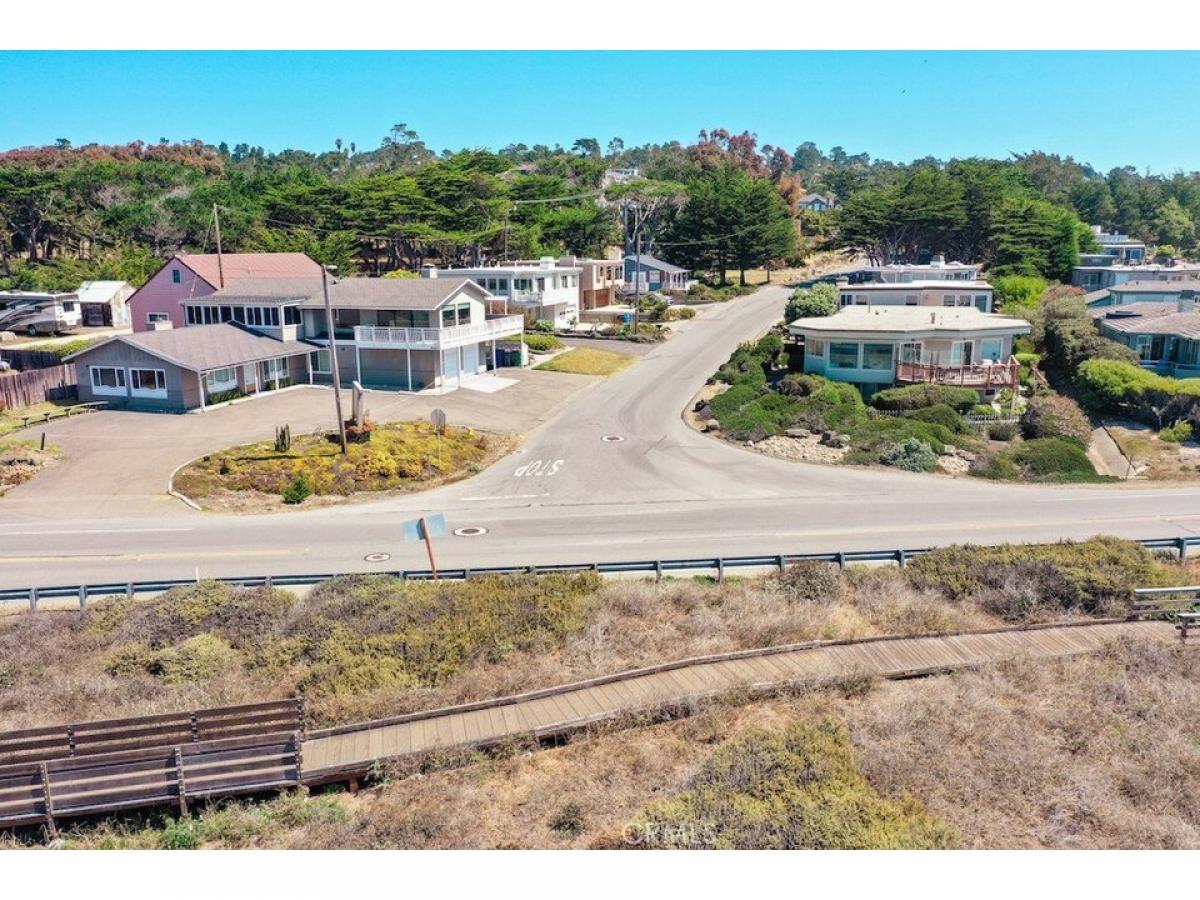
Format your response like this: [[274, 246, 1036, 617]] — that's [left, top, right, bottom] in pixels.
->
[[625, 254, 687, 275], [1098, 308, 1200, 339], [1088, 302, 1181, 320], [1109, 279, 1200, 294], [67, 324, 313, 373], [298, 277, 486, 310], [207, 277, 323, 302]]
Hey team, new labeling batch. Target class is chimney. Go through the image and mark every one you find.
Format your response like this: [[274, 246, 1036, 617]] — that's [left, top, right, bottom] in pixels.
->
[[421, 266, 438, 279]]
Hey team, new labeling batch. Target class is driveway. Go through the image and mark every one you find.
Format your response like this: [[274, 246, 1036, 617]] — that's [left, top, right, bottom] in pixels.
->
[[1, 368, 598, 520]]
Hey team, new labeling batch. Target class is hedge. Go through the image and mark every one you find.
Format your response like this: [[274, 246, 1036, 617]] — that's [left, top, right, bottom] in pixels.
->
[[1075, 358, 1200, 427], [871, 384, 980, 414]]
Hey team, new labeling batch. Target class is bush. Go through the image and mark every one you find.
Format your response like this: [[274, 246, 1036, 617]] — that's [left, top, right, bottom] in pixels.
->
[[1010, 437, 1098, 480], [878, 437, 939, 472], [849, 416, 959, 455], [904, 403, 966, 433], [784, 282, 839, 322], [548, 802, 588, 837], [986, 421, 1018, 441], [523, 333, 563, 353], [532, 319, 555, 333], [971, 404, 997, 417], [155, 634, 239, 684], [1020, 394, 1092, 445], [871, 384, 979, 414], [991, 274, 1047, 313], [631, 720, 956, 849], [1075, 358, 1200, 427], [904, 537, 1165, 616], [1160, 421, 1194, 443], [775, 560, 845, 604], [282, 474, 313, 504], [676, 306, 696, 320]]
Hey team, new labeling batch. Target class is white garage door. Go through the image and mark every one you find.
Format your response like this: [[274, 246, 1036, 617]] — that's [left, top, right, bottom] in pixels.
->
[[442, 348, 459, 383], [461, 343, 479, 374]]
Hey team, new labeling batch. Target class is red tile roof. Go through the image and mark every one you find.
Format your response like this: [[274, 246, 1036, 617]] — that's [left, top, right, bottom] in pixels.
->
[[177, 253, 320, 288]]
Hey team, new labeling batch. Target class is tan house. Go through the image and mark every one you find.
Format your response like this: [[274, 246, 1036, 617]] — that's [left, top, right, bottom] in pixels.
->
[[559, 256, 624, 309], [788, 306, 1031, 395]]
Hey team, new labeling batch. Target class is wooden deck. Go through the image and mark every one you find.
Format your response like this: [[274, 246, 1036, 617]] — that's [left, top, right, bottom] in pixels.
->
[[301, 620, 1171, 780]]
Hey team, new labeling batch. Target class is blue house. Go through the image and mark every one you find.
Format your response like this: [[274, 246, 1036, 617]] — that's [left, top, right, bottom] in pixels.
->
[[624, 254, 693, 293]]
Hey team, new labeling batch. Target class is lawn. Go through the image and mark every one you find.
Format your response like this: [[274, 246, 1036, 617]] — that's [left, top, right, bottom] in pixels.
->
[[172, 420, 511, 506], [0, 400, 82, 437], [534, 347, 636, 377]]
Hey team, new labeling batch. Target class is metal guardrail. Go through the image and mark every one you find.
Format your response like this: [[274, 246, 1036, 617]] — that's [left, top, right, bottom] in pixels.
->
[[3, 535, 1199, 610]]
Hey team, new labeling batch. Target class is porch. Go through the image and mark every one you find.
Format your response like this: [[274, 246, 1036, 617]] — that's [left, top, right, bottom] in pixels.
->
[[896, 357, 1020, 389]]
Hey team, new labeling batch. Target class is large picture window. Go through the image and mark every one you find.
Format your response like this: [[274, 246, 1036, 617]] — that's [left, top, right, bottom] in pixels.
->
[[980, 338, 1003, 362], [90, 366, 126, 395], [129, 368, 167, 397], [861, 343, 894, 370], [828, 342, 859, 369], [205, 367, 237, 393]]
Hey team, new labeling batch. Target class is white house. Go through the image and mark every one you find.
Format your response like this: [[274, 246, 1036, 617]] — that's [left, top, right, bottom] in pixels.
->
[[837, 280, 995, 312], [76, 280, 135, 327], [1070, 261, 1200, 291], [424, 259, 581, 327], [855, 256, 981, 284]]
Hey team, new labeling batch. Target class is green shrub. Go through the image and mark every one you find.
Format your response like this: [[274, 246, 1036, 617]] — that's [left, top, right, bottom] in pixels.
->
[[904, 537, 1167, 615], [523, 333, 563, 352], [848, 416, 958, 455], [878, 437, 939, 472], [676, 306, 696, 319], [904, 403, 966, 433], [971, 404, 997, 417], [158, 819, 202, 850], [969, 451, 1020, 480], [532, 319, 555, 333], [155, 634, 239, 684], [282, 474, 313, 504], [1160, 421, 1194, 443], [784, 282, 839, 322], [631, 719, 956, 849], [871, 384, 979, 414], [1010, 437, 1098, 480], [987, 421, 1018, 441], [1020, 394, 1092, 445], [1077, 358, 1200, 427], [991, 274, 1047, 313]]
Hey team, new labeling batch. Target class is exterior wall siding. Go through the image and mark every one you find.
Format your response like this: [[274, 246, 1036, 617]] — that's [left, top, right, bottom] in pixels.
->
[[73, 341, 197, 411], [129, 262, 215, 332]]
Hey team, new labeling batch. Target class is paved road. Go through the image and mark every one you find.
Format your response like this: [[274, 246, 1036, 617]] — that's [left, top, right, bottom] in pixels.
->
[[3, 284, 1200, 588]]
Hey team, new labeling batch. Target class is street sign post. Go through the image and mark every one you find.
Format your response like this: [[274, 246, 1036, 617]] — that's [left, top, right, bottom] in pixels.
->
[[403, 513, 448, 579]]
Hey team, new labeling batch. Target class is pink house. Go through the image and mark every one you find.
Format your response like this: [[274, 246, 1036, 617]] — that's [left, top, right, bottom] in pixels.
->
[[128, 252, 322, 332]]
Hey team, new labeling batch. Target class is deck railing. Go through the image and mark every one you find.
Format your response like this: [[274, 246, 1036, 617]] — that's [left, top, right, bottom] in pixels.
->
[[896, 355, 1020, 389], [354, 315, 524, 349]]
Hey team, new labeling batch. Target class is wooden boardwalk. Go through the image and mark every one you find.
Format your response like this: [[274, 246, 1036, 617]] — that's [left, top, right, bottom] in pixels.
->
[[302, 620, 1171, 781]]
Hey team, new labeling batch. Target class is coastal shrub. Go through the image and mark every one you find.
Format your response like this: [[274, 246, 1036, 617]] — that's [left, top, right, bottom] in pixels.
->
[[904, 537, 1165, 615], [784, 282, 839, 321], [1076, 358, 1200, 427], [282, 474, 313, 504], [1010, 437, 1098, 480], [904, 403, 966, 433], [848, 416, 957, 455], [1020, 394, 1092, 445], [986, 421, 1018, 441], [878, 437, 939, 472], [523, 333, 563, 353], [871, 384, 979, 414], [631, 719, 956, 849], [991, 274, 1047, 313], [1160, 421, 1194, 443], [775, 560, 845, 604]]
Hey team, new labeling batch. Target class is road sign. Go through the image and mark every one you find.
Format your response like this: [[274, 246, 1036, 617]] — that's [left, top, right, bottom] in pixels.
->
[[403, 513, 447, 543], [430, 408, 447, 434]]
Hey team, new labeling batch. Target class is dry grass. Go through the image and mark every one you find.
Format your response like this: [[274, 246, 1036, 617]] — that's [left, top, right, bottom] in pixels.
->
[[1110, 422, 1200, 481], [533, 347, 636, 377], [0, 437, 59, 495]]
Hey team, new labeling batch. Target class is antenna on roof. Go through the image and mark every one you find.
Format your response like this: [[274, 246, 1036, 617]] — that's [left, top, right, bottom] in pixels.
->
[[212, 203, 225, 289]]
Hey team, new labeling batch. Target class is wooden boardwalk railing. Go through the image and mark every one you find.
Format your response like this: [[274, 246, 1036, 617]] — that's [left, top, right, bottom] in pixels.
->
[[0, 620, 1178, 834]]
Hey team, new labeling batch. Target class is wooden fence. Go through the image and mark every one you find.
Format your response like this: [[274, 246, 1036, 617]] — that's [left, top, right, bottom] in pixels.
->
[[0, 365, 77, 411]]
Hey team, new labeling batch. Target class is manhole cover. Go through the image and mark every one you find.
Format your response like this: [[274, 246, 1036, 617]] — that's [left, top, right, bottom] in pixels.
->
[[601, 434, 625, 443], [454, 526, 489, 537], [363, 552, 391, 562]]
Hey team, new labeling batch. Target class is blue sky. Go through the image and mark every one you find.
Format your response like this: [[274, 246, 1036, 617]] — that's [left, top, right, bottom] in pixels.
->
[[2, 51, 1198, 173]]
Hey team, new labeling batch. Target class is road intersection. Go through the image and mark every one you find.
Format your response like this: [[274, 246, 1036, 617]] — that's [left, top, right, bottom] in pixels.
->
[[3, 284, 1200, 589]]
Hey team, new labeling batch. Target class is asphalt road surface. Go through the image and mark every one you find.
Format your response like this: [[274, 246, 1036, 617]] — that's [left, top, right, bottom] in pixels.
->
[[3, 284, 1200, 589]]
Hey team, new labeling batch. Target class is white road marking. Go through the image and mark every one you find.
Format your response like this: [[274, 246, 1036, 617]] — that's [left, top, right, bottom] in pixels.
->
[[0, 527, 195, 536], [514, 459, 564, 477], [460, 494, 544, 501]]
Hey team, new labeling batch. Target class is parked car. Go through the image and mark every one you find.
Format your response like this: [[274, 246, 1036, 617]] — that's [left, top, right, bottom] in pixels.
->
[[0, 297, 81, 336]]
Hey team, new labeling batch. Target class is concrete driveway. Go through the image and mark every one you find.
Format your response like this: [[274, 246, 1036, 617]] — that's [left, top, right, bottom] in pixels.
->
[[1, 368, 597, 520]]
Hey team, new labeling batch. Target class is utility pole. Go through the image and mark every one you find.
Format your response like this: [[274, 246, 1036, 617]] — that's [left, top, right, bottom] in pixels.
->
[[321, 266, 348, 455], [212, 203, 225, 289], [631, 201, 641, 333]]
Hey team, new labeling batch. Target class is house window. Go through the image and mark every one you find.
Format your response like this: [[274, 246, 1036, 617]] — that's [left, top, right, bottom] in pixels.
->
[[205, 367, 238, 393], [284, 305, 301, 326], [807, 338, 825, 357], [828, 342, 859, 369], [219, 306, 233, 322], [147, 312, 170, 324], [840, 293, 853, 307], [905, 295, 918, 306], [975, 295, 990, 311], [261, 357, 289, 389], [89, 366, 126, 395], [129, 368, 167, 397], [980, 338, 1003, 362], [854, 295, 868, 306], [172, 269, 181, 284], [1134, 335, 1154, 361], [861, 343, 894, 370], [309, 349, 332, 373], [957, 296, 972, 307], [943, 295, 956, 307], [185, 306, 199, 325]]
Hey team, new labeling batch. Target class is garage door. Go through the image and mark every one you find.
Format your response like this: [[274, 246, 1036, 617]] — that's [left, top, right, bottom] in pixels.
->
[[442, 348, 459, 383], [461, 343, 479, 375]]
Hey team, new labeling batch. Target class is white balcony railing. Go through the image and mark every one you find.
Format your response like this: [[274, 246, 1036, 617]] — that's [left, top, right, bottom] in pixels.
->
[[354, 315, 524, 350]]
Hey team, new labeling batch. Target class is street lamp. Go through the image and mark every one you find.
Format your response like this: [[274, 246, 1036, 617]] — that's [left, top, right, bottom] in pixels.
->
[[320, 265, 349, 455]]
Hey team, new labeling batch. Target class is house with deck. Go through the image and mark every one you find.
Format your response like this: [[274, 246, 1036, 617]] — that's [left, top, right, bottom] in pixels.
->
[[1090, 301, 1200, 378], [624, 253, 693, 293], [1069, 261, 1200, 292], [1079, 226, 1146, 266], [67, 277, 525, 412], [850, 255, 981, 284], [126, 252, 322, 332], [558, 256, 624, 309], [423, 259, 581, 327], [797, 192, 836, 212], [787, 306, 1031, 396]]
